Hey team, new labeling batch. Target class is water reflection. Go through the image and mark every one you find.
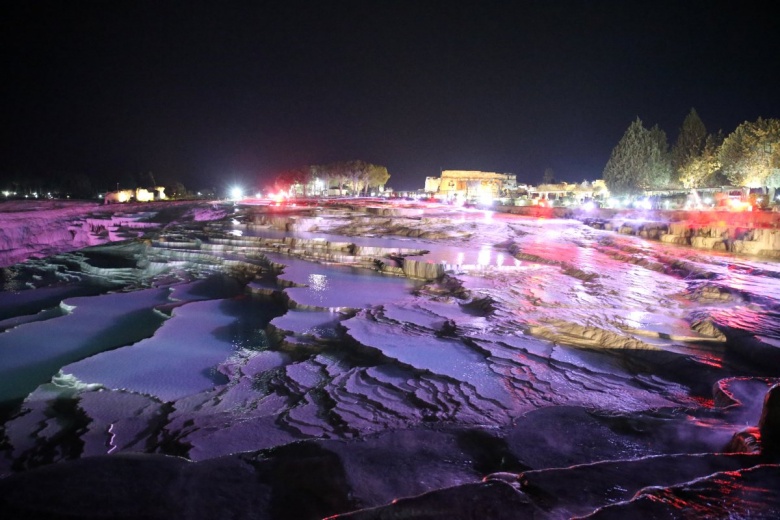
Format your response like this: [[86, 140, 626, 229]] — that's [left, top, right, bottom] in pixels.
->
[[477, 246, 491, 267], [239, 219, 518, 271], [270, 253, 418, 310], [308, 273, 328, 293]]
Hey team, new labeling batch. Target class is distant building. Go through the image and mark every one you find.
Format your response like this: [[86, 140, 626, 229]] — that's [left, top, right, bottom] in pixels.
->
[[425, 170, 517, 201], [104, 187, 166, 204]]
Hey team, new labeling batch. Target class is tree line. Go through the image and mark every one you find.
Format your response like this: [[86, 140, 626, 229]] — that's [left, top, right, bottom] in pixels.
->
[[272, 160, 390, 197], [0, 169, 170, 200], [603, 109, 780, 195], [0, 160, 392, 200]]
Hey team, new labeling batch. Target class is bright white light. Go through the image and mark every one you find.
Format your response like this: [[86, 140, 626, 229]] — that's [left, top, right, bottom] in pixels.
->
[[583, 201, 595, 211], [230, 187, 244, 200], [477, 245, 491, 267], [309, 273, 328, 292]]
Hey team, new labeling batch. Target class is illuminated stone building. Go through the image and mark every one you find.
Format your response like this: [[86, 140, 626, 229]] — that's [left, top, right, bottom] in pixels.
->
[[424, 170, 517, 201], [103, 187, 166, 204]]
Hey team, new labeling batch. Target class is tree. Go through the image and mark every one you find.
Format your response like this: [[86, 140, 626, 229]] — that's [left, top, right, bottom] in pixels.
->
[[309, 164, 327, 195], [365, 164, 390, 195], [342, 160, 369, 195], [313, 162, 348, 196], [719, 117, 780, 187], [292, 166, 312, 197], [678, 132, 724, 189], [274, 167, 311, 196], [311, 161, 389, 196], [603, 117, 672, 195], [542, 168, 556, 184], [671, 108, 707, 182], [308, 164, 327, 195], [165, 181, 188, 199], [333, 164, 349, 196], [647, 124, 672, 189]]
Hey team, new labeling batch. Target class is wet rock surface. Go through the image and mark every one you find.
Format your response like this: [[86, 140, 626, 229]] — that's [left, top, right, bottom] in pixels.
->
[[760, 383, 780, 454], [574, 206, 780, 258], [584, 463, 780, 520], [1, 200, 780, 518]]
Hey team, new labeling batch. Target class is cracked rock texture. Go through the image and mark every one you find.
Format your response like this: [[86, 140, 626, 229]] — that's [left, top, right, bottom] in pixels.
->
[[1, 200, 779, 519]]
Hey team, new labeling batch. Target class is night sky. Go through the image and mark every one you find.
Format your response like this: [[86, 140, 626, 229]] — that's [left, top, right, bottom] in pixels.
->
[[2, 0, 779, 192]]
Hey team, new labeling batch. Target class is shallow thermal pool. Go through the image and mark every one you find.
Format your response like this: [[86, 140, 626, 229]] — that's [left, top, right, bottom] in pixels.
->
[[1, 205, 780, 519]]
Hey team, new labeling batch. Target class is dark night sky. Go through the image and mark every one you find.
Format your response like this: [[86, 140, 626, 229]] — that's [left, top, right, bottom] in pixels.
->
[[2, 0, 779, 192]]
